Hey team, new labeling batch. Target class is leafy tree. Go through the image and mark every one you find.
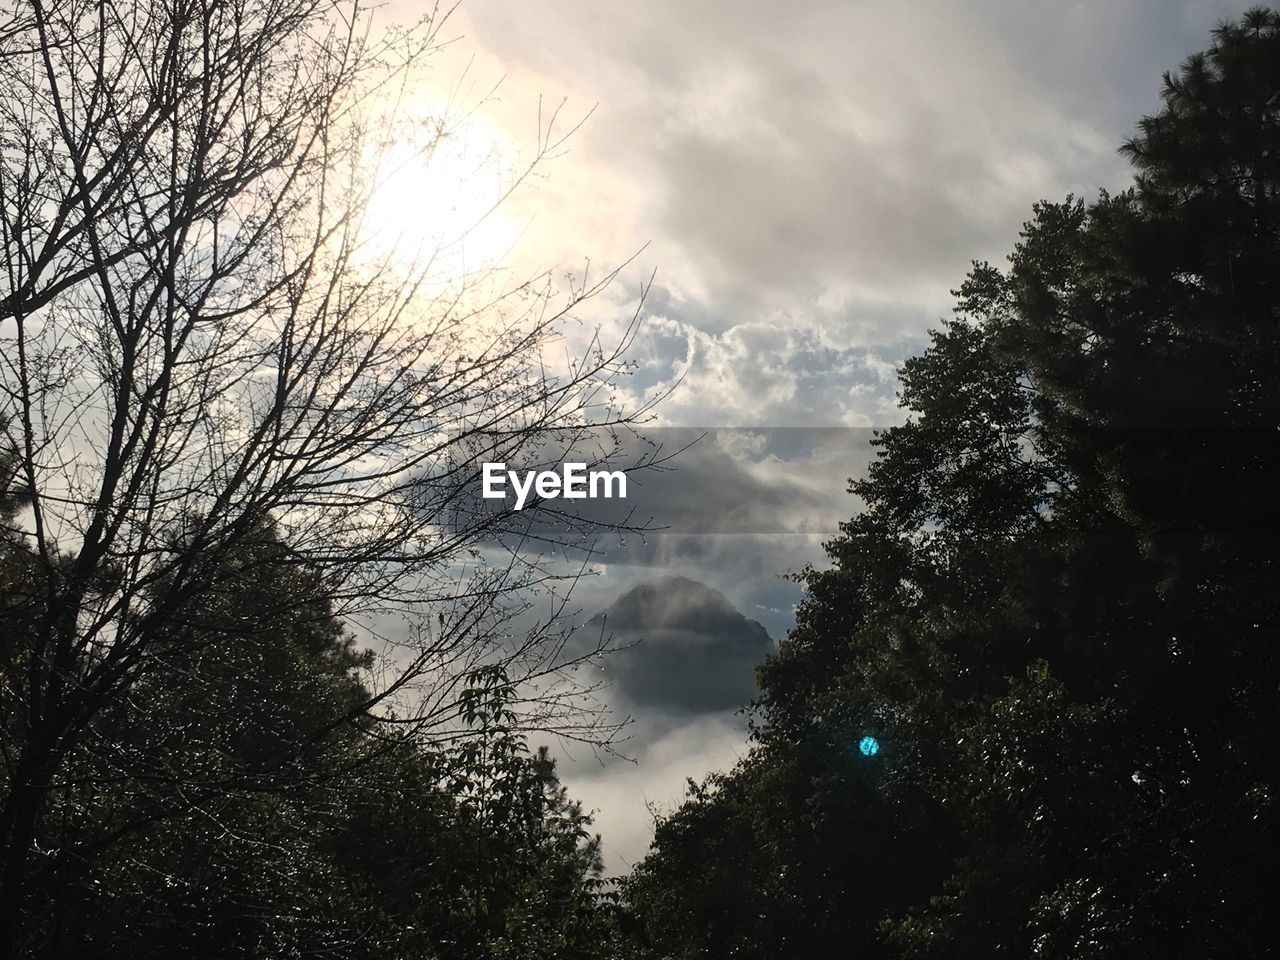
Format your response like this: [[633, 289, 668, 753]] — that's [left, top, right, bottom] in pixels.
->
[[446, 668, 611, 960], [623, 9, 1280, 959], [16, 520, 374, 955], [4, 524, 613, 957], [623, 743, 946, 960]]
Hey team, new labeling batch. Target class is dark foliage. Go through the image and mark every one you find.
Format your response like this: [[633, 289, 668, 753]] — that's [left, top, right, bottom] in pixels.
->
[[0, 505, 613, 958]]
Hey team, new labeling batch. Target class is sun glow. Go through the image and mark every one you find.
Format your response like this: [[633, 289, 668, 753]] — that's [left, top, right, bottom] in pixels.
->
[[360, 114, 520, 275]]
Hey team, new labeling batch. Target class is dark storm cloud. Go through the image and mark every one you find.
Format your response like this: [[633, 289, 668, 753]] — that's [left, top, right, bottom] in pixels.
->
[[611, 426, 872, 534], [586, 576, 774, 715], [547, 574, 787, 872]]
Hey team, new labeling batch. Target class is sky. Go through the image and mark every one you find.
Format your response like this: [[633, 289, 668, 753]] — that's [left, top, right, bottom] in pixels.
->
[[385, 0, 1250, 872]]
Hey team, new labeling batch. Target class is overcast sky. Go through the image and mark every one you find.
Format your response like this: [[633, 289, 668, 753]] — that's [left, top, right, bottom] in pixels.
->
[[389, 0, 1250, 871]]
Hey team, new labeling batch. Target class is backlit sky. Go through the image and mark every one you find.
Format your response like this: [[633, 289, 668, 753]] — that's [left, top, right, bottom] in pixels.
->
[[388, 0, 1248, 871]]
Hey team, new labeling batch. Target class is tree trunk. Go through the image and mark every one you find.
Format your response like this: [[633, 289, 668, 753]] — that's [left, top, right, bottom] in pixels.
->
[[0, 734, 61, 960]]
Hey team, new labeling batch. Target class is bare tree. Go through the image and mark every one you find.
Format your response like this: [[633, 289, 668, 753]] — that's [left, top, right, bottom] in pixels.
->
[[0, 0, 651, 948]]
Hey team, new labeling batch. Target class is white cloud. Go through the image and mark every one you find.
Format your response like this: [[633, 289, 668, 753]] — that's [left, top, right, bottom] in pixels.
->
[[550, 710, 751, 873], [383, 0, 1238, 428]]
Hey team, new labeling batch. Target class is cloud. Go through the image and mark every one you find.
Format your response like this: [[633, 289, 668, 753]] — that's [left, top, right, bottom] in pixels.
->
[[448, 1, 1139, 289], [404, 0, 1247, 431], [588, 576, 774, 715], [634, 319, 912, 426], [556, 711, 749, 873], [546, 576, 779, 870]]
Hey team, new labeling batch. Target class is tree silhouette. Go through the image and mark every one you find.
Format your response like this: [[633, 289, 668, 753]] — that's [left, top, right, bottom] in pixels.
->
[[0, 0, 650, 952]]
